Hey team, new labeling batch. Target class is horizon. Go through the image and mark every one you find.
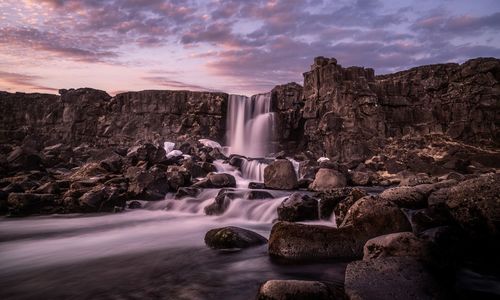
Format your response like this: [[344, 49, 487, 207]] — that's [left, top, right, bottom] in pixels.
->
[[1, 0, 499, 96]]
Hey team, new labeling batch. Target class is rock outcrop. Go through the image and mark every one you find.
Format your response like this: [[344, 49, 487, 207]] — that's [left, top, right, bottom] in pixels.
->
[[0, 89, 227, 147]]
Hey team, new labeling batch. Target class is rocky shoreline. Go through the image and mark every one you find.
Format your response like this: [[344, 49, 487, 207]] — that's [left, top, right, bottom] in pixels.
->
[[1, 56, 499, 299]]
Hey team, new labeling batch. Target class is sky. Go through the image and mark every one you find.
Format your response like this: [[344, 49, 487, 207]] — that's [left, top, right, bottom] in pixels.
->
[[0, 0, 499, 96]]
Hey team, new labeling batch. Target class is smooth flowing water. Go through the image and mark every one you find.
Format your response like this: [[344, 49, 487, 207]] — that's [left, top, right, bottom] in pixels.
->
[[0, 93, 348, 299], [0, 191, 345, 300]]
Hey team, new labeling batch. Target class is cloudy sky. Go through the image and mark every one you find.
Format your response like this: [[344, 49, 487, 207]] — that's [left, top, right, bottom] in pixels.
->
[[0, 0, 499, 95]]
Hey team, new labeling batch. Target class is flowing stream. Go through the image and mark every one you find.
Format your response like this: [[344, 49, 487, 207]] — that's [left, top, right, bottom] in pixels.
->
[[0, 94, 347, 300]]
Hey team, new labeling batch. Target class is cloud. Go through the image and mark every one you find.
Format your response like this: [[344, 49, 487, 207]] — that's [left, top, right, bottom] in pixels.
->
[[0, 27, 118, 62], [141, 76, 221, 92], [0, 71, 57, 92]]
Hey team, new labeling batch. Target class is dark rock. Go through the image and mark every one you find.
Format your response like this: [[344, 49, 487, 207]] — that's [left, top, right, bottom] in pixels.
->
[[127, 200, 142, 209], [79, 186, 126, 212], [317, 188, 367, 223], [165, 165, 191, 190], [269, 196, 412, 260], [245, 190, 274, 200], [249, 182, 266, 189], [7, 193, 56, 215], [256, 280, 335, 300], [175, 187, 201, 199], [309, 168, 347, 191], [33, 182, 60, 195], [345, 257, 442, 300], [204, 226, 267, 249], [126, 165, 169, 200], [6, 146, 43, 172], [277, 192, 319, 222], [264, 159, 298, 190], [204, 188, 236, 216], [444, 173, 500, 239], [193, 173, 236, 189], [228, 154, 246, 168], [126, 143, 166, 166], [350, 171, 371, 186], [363, 232, 431, 260], [406, 207, 452, 233]]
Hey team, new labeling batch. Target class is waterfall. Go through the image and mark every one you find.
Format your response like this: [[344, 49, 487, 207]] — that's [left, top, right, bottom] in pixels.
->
[[226, 93, 274, 158]]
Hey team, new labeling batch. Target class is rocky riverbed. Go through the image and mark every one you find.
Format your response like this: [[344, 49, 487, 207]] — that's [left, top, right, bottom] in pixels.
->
[[1, 56, 499, 299]]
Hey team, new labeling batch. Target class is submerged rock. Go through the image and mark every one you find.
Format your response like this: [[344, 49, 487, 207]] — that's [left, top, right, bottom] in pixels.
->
[[193, 173, 236, 188], [256, 280, 335, 300], [277, 192, 319, 222], [264, 159, 298, 190], [204, 226, 267, 249], [345, 257, 442, 300]]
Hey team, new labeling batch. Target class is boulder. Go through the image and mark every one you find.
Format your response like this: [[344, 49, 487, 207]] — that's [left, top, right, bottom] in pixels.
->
[[204, 226, 267, 249], [345, 257, 442, 300], [79, 186, 126, 212], [126, 143, 166, 166], [7, 193, 56, 215], [340, 196, 412, 237], [350, 171, 371, 186], [256, 280, 335, 300], [264, 159, 298, 190], [309, 168, 347, 191], [363, 232, 431, 260], [277, 192, 319, 222], [127, 200, 142, 209], [245, 190, 274, 200], [174, 187, 201, 199], [379, 185, 428, 209], [126, 165, 169, 200], [444, 173, 500, 239], [193, 173, 236, 189], [269, 196, 412, 260], [204, 188, 236, 216], [249, 182, 266, 189], [317, 188, 367, 223], [165, 165, 191, 190]]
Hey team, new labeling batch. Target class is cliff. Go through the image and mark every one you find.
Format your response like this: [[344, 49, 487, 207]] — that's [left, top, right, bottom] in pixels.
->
[[0, 57, 499, 164], [0, 89, 227, 148], [274, 57, 500, 164]]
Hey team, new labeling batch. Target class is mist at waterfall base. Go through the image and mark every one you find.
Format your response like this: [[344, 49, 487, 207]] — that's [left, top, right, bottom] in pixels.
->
[[0, 94, 345, 299]]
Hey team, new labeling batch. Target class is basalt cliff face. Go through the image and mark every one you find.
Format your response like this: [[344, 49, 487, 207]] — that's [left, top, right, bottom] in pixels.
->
[[274, 57, 500, 164], [0, 57, 499, 163], [0, 89, 227, 148]]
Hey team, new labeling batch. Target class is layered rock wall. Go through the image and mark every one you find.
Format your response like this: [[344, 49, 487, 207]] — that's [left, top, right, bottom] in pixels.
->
[[0, 89, 227, 147], [275, 57, 500, 163]]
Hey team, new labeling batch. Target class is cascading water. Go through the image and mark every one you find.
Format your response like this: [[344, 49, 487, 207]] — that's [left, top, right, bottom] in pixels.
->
[[226, 93, 274, 158], [226, 93, 275, 182]]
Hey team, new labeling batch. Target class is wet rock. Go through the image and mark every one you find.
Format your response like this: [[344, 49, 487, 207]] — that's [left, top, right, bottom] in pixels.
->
[[256, 280, 335, 300], [126, 165, 169, 200], [248, 182, 266, 189], [406, 207, 452, 233], [350, 171, 371, 186], [268, 222, 362, 260], [228, 154, 246, 168], [340, 196, 412, 236], [204, 188, 236, 216], [264, 159, 298, 190], [174, 187, 201, 199], [6, 146, 43, 172], [444, 173, 500, 239], [33, 182, 60, 195], [204, 226, 267, 249], [363, 232, 431, 260], [245, 190, 274, 200], [309, 168, 347, 191], [193, 173, 236, 188], [79, 186, 126, 212], [127, 200, 142, 209], [7, 193, 56, 215], [345, 257, 442, 300], [166, 165, 191, 190], [277, 192, 319, 222], [379, 185, 428, 209], [269, 196, 412, 260], [317, 188, 367, 222], [126, 143, 166, 166]]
